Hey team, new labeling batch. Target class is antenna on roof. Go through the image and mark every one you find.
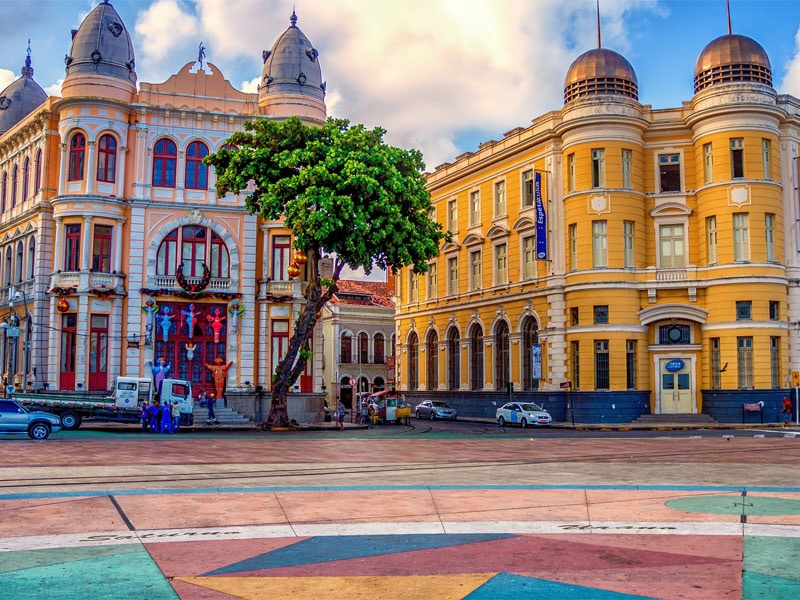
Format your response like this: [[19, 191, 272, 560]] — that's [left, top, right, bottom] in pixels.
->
[[596, 0, 601, 48], [726, 0, 732, 34]]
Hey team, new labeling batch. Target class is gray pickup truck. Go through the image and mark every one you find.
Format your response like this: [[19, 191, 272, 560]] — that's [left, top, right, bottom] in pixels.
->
[[0, 398, 62, 439]]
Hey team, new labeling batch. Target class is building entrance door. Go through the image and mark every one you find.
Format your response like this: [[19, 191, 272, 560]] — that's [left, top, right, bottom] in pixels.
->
[[659, 358, 693, 414]]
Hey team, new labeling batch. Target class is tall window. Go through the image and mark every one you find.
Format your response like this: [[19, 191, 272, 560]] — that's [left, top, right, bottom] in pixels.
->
[[96, 134, 117, 183], [730, 138, 744, 178], [594, 340, 609, 390], [592, 220, 607, 267], [494, 243, 507, 285], [181, 225, 207, 276], [152, 138, 177, 187], [64, 224, 81, 271], [706, 216, 717, 264], [447, 199, 457, 232], [340, 332, 352, 363], [494, 180, 506, 216], [469, 250, 482, 290], [571, 341, 580, 391], [11, 164, 17, 207], [272, 235, 291, 281], [522, 235, 536, 280], [427, 262, 437, 300], [34, 149, 42, 195], [659, 153, 681, 192], [3, 247, 10, 286], [522, 169, 534, 207], [447, 256, 458, 295], [710, 337, 721, 389], [703, 143, 713, 184], [733, 213, 749, 261], [28, 237, 35, 279], [21, 156, 29, 200], [358, 332, 369, 364], [567, 154, 575, 192], [1, 170, 6, 213], [156, 225, 230, 278], [770, 300, 779, 321], [15, 241, 22, 282], [737, 336, 753, 389], [92, 224, 113, 272], [185, 141, 209, 190], [569, 223, 578, 270], [762, 139, 771, 179], [408, 332, 419, 391], [495, 321, 509, 392], [623, 220, 634, 267], [621, 149, 632, 189], [626, 340, 636, 389], [68, 133, 86, 181], [521, 317, 539, 391], [659, 224, 685, 268], [374, 333, 385, 364], [469, 325, 483, 390], [770, 336, 780, 389], [447, 328, 460, 390], [409, 272, 418, 303], [591, 149, 605, 188], [469, 190, 480, 226], [765, 213, 775, 261], [426, 331, 438, 390]]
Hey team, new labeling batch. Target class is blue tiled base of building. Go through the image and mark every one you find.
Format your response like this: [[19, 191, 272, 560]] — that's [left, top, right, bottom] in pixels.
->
[[702, 389, 793, 424]]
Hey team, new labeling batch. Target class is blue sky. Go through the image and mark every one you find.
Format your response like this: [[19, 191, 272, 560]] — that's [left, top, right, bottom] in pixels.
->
[[2, 0, 800, 171]]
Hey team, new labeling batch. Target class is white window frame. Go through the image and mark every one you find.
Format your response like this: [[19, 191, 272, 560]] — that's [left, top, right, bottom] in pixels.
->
[[522, 169, 534, 207], [409, 271, 418, 303], [494, 180, 506, 217], [731, 138, 744, 179], [762, 139, 771, 180], [469, 250, 482, 291], [706, 216, 717, 264], [659, 223, 686, 268], [765, 212, 775, 262], [494, 242, 508, 286], [427, 261, 437, 300], [447, 199, 458, 233], [621, 149, 632, 189], [591, 149, 605, 188], [447, 256, 458, 296], [569, 223, 578, 270], [522, 234, 536, 280], [469, 190, 481, 227], [592, 220, 607, 268], [567, 154, 575, 192], [733, 212, 750, 261], [703, 143, 713, 184], [623, 220, 634, 267]]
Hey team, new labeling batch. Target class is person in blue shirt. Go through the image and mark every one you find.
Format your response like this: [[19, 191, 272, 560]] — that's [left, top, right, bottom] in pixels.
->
[[336, 400, 345, 430]]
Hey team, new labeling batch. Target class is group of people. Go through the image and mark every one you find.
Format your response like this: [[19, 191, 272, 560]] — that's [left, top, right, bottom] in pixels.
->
[[140, 399, 181, 434]]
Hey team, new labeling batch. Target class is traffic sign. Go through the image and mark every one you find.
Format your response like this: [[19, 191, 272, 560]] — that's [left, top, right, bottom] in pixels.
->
[[348, 377, 355, 386], [560, 381, 571, 389]]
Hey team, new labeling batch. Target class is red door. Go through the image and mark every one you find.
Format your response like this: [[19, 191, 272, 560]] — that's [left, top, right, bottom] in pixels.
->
[[88, 315, 108, 391], [59, 314, 77, 390]]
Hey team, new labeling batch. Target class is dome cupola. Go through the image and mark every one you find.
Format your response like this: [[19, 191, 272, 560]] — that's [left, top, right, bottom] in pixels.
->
[[258, 11, 326, 123], [0, 46, 48, 135], [564, 47, 638, 104], [694, 33, 771, 93]]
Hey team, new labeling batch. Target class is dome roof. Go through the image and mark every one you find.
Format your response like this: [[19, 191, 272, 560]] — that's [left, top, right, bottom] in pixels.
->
[[259, 11, 325, 106], [564, 48, 638, 104], [694, 34, 771, 93], [0, 51, 47, 135], [64, 0, 136, 87]]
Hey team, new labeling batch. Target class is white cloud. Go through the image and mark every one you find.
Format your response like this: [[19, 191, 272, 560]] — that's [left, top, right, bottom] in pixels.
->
[[779, 25, 800, 97], [0, 69, 15, 92], [134, 0, 200, 71]]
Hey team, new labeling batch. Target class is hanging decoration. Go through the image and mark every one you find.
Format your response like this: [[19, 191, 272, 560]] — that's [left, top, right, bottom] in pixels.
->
[[287, 263, 301, 279], [180, 303, 201, 339], [185, 342, 196, 362], [228, 299, 245, 333], [206, 307, 226, 344], [56, 297, 70, 313], [50, 286, 77, 297], [293, 250, 308, 265], [138, 287, 241, 301], [264, 293, 293, 303], [157, 306, 174, 342], [90, 288, 114, 299], [175, 262, 211, 293]]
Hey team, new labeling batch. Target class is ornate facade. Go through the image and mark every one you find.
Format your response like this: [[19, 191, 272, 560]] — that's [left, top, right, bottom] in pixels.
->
[[0, 2, 327, 401]]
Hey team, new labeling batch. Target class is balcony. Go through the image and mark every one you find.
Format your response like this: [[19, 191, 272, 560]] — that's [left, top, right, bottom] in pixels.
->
[[646, 266, 698, 303], [51, 271, 127, 293], [153, 275, 231, 291]]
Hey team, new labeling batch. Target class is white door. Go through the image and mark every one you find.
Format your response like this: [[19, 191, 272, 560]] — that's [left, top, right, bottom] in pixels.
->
[[659, 358, 693, 414]]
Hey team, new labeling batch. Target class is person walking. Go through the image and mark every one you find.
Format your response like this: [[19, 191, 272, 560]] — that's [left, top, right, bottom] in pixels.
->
[[148, 400, 160, 433], [140, 401, 149, 433], [161, 400, 173, 433], [207, 392, 219, 425], [782, 396, 793, 427], [171, 399, 181, 433], [336, 400, 345, 431]]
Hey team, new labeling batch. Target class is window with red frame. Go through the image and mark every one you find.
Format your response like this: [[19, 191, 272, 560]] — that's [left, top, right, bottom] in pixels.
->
[[68, 133, 86, 181], [11, 164, 18, 207], [96, 134, 116, 183], [156, 226, 230, 278], [1, 170, 6, 213], [64, 224, 81, 271], [28, 237, 35, 279], [92, 224, 112, 272], [152, 138, 177, 187], [185, 141, 208, 190], [21, 156, 29, 201], [34, 149, 41, 196]]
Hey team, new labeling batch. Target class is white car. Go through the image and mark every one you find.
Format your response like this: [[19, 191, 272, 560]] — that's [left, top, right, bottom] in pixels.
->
[[496, 402, 552, 428]]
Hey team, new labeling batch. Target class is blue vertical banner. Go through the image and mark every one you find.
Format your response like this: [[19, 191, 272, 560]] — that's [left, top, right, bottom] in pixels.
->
[[535, 171, 547, 259], [532, 343, 542, 380]]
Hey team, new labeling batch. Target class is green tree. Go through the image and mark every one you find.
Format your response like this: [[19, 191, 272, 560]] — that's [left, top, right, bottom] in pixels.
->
[[206, 116, 448, 428]]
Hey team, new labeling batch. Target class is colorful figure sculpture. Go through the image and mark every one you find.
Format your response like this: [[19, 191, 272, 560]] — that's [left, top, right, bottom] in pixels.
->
[[204, 356, 233, 401], [181, 303, 201, 339], [157, 306, 174, 342], [185, 342, 196, 362], [207, 307, 226, 343], [142, 297, 158, 333], [150, 357, 172, 395], [228, 299, 244, 333]]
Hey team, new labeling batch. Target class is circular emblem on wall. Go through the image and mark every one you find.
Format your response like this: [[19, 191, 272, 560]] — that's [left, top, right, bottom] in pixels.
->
[[590, 195, 607, 212], [0, 96, 11, 110]]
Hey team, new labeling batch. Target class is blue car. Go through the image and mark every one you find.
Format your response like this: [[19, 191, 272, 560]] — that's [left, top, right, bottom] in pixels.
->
[[0, 399, 62, 439]]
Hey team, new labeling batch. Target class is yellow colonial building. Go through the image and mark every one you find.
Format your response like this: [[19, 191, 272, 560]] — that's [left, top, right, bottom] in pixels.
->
[[0, 2, 327, 421], [395, 28, 800, 423]]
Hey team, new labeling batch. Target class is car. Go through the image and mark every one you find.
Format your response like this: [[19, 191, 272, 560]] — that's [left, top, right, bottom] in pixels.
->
[[496, 401, 552, 428], [0, 398, 62, 439], [415, 400, 458, 420]]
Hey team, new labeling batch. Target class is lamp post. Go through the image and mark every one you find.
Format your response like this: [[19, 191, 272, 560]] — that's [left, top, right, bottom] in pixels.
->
[[7, 286, 29, 392]]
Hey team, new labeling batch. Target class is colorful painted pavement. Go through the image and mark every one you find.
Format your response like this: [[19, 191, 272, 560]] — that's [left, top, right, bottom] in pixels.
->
[[1, 435, 799, 599]]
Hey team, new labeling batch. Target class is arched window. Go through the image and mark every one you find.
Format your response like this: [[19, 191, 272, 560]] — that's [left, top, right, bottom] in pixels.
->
[[28, 237, 35, 279], [4, 247, 11, 286], [495, 321, 509, 392], [15, 241, 23, 282], [96, 134, 117, 183], [340, 332, 352, 363], [469, 324, 483, 390], [1, 170, 6, 213], [152, 138, 177, 187], [373, 376, 385, 391], [155, 225, 230, 279], [426, 331, 438, 390], [373, 332, 385, 364], [34, 149, 42, 195], [11, 164, 18, 207], [358, 332, 369, 363], [21, 156, 29, 201], [521, 317, 540, 390], [185, 141, 209, 190], [408, 332, 419, 390], [447, 328, 460, 390], [68, 133, 86, 181]]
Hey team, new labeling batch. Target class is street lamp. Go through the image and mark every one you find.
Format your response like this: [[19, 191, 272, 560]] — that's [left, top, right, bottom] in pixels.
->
[[6, 286, 29, 392]]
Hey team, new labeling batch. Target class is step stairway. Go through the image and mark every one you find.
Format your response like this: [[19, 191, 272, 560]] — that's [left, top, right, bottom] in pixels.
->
[[631, 413, 719, 426], [194, 402, 253, 426]]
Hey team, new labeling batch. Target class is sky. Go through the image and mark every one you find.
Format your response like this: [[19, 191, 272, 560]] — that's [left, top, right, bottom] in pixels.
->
[[3, 0, 800, 173]]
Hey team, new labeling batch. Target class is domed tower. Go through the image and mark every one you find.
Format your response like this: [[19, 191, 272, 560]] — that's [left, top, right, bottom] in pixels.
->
[[563, 47, 639, 104], [0, 45, 47, 135], [694, 33, 771, 93], [61, 0, 136, 102], [258, 10, 326, 124]]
